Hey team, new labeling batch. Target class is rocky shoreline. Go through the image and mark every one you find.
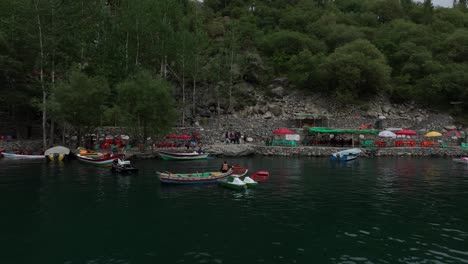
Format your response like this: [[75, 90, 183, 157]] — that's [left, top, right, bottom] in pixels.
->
[[1, 140, 467, 159], [125, 143, 467, 159]]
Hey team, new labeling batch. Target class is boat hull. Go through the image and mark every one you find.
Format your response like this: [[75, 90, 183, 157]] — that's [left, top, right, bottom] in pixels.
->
[[453, 157, 468, 164], [77, 154, 125, 167], [157, 170, 233, 184], [218, 180, 246, 190], [1, 152, 45, 160], [330, 155, 359, 161], [158, 151, 208, 161], [250, 171, 269, 182]]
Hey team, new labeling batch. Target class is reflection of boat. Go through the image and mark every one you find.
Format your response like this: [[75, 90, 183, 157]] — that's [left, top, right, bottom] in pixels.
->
[[77, 152, 125, 167], [331, 148, 362, 161], [1, 152, 45, 160], [250, 171, 269, 182], [111, 158, 138, 173], [45, 146, 70, 161], [157, 169, 233, 184], [453, 157, 468, 164], [158, 150, 208, 161], [218, 176, 247, 190]]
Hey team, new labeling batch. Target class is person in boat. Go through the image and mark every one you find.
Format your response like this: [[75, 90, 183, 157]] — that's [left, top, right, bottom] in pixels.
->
[[221, 161, 230, 173], [197, 145, 203, 154]]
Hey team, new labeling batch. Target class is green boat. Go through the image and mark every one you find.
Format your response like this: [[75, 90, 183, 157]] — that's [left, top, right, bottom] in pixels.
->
[[218, 176, 246, 190]]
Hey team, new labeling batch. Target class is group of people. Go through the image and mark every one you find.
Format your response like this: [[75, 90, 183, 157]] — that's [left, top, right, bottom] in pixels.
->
[[224, 131, 247, 144]]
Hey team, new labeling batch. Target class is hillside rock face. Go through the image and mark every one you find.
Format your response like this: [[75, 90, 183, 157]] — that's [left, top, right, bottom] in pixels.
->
[[176, 82, 464, 146]]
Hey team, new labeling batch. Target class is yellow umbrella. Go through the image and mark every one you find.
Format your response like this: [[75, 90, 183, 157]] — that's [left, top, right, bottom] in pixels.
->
[[425, 131, 442, 137]]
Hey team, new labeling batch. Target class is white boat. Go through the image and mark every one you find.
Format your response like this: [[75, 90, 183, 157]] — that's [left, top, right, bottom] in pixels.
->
[[331, 148, 362, 161], [242, 176, 258, 187], [158, 150, 208, 161], [1, 152, 45, 160], [218, 176, 247, 190], [453, 157, 468, 164]]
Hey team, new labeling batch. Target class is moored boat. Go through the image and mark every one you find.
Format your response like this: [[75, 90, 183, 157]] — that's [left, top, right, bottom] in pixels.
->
[[453, 157, 468, 164], [111, 158, 138, 173], [249, 171, 269, 182], [157, 169, 233, 184], [158, 150, 208, 161], [45, 146, 70, 161], [0, 152, 45, 160], [218, 176, 247, 190], [77, 152, 125, 167], [331, 148, 362, 161]]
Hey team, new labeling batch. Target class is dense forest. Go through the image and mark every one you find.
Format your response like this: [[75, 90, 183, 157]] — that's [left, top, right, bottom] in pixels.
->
[[1, 0, 467, 146]]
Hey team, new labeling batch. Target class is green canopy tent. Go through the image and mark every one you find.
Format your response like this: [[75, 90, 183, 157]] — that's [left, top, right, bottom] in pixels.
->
[[306, 127, 379, 147]]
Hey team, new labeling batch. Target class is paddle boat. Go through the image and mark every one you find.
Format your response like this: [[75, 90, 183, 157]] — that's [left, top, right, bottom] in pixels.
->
[[45, 146, 70, 161], [249, 171, 269, 182], [111, 158, 138, 173], [0, 152, 45, 160], [157, 169, 233, 184], [158, 150, 208, 161], [330, 148, 362, 161], [218, 176, 247, 190], [242, 176, 258, 187], [453, 157, 468, 164]]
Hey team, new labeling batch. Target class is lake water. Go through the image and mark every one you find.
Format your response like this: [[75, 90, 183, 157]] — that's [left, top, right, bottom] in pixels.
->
[[1, 157, 467, 264]]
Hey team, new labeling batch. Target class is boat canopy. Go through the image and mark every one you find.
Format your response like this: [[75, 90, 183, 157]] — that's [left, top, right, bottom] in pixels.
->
[[45, 146, 70, 156], [307, 127, 379, 134]]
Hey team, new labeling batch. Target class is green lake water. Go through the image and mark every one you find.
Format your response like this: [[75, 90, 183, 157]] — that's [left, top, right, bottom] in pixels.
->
[[1, 157, 467, 264]]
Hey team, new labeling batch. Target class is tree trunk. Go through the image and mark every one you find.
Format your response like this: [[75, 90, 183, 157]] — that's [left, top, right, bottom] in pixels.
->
[[125, 31, 129, 73], [35, 0, 47, 152], [229, 49, 234, 113]]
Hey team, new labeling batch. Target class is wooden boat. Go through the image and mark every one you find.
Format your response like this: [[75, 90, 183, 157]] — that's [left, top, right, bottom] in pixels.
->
[[77, 152, 125, 167], [230, 164, 249, 177], [0, 152, 45, 160], [330, 148, 362, 161], [45, 146, 70, 161], [250, 171, 269, 182], [157, 169, 233, 184], [158, 150, 208, 161], [111, 158, 138, 173], [453, 157, 468, 164], [218, 176, 247, 190]]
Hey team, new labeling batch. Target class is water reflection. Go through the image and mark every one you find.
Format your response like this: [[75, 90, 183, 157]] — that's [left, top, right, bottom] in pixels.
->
[[1, 157, 468, 264]]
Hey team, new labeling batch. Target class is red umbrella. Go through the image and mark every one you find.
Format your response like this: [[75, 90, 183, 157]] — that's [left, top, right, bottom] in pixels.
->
[[178, 134, 191, 139], [273, 128, 294, 135], [395, 129, 417, 136], [445, 130, 461, 138]]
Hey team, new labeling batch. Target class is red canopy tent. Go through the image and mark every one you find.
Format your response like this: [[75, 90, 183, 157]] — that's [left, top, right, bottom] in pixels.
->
[[395, 129, 417, 136], [273, 128, 294, 135], [445, 130, 461, 138]]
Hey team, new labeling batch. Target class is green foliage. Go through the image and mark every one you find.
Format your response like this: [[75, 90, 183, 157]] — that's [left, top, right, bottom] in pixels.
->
[[51, 68, 110, 133], [319, 39, 391, 103], [1, 0, 468, 130], [116, 70, 177, 143]]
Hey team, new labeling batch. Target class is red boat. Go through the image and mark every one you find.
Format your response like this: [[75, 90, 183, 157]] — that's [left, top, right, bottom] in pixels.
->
[[249, 171, 269, 182]]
